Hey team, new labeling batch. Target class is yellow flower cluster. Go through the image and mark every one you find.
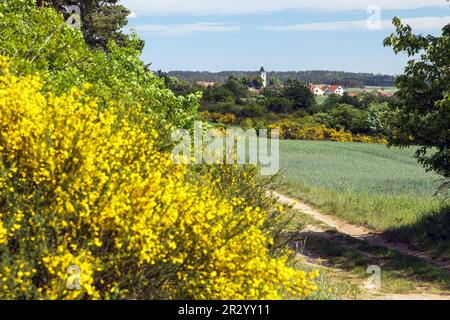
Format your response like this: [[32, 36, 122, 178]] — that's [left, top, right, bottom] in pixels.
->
[[353, 134, 388, 144], [42, 246, 100, 300], [200, 111, 237, 125], [0, 260, 36, 296], [268, 121, 387, 144], [0, 217, 6, 245], [0, 57, 317, 300]]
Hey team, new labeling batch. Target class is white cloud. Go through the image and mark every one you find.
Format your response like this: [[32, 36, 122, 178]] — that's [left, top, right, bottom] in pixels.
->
[[121, 0, 449, 16], [261, 16, 450, 32], [128, 23, 241, 36]]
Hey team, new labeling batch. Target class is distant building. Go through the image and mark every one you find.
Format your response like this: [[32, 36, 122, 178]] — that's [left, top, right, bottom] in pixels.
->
[[260, 66, 267, 88], [310, 84, 345, 96], [334, 86, 345, 95], [309, 85, 325, 96]]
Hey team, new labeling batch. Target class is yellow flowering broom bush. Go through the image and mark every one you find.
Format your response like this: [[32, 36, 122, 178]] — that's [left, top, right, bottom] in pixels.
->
[[268, 121, 387, 144], [0, 57, 317, 299]]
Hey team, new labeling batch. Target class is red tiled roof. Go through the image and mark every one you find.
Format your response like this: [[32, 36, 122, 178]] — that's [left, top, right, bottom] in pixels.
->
[[328, 85, 339, 91]]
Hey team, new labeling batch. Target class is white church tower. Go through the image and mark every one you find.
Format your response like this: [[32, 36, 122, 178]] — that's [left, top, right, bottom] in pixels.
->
[[260, 66, 267, 88]]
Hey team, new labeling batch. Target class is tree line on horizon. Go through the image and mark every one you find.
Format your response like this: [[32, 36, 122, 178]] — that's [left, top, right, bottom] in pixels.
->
[[166, 70, 397, 88]]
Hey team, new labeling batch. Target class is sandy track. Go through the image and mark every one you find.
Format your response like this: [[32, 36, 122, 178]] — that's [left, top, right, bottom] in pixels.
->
[[272, 191, 450, 273]]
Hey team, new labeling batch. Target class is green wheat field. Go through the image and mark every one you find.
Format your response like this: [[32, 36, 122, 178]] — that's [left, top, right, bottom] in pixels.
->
[[275, 140, 450, 257]]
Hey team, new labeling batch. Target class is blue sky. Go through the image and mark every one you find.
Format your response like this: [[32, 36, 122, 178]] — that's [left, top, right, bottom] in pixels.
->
[[121, 0, 450, 75]]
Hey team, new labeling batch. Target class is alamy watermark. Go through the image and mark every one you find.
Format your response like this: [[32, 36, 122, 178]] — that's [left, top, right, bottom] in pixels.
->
[[171, 122, 280, 176], [364, 265, 382, 290], [66, 265, 81, 290], [367, 5, 382, 30]]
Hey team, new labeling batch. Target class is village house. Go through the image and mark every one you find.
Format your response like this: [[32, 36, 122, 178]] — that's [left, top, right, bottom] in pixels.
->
[[334, 86, 345, 95], [309, 85, 326, 96], [325, 85, 345, 95], [310, 84, 345, 96]]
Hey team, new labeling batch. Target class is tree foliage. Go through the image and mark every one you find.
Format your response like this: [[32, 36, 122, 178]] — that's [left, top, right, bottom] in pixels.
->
[[0, 57, 318, 299], [0, 0, 320, 300], [384, 17, 450, 179], [0, 0, 199, 133], [168, 70, 396, 88], [283, 80, 316, 111], [36, 0, 135, 51]]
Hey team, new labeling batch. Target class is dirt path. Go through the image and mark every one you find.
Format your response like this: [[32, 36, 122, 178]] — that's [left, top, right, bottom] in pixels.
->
[[272, 191, 450, 273], [272, 191, 450, 300], [304, 254, 450, 300], [374, 293, 450, 300]]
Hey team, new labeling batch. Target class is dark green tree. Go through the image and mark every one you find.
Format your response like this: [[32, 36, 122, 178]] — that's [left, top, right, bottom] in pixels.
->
[[202, 87, 234, 104], [252, 77, 264, 90], [340, 92, 362, 109], [239, 104, 267, 118], [224, 76, 247, 98], [36, 0, 135, 51], [269, 77, 282, 87], [241, 77, 253, 88], [262, 87, 283, 98], [328, 104, 370, 134], [360, 92, 379, 108], [265, 97, 293, 114], [282, 80, 315, 111], [323, 94, 342, 110], [384, 17, 450, 186]]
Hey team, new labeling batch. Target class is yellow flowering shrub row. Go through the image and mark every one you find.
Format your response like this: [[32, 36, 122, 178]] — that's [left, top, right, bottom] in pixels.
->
[[353, 134, 388, 144], [200, 114, 387, 144], [0, 57, 317, 299], [201, 111, 237, 125], [268, 121, 387, 144]]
